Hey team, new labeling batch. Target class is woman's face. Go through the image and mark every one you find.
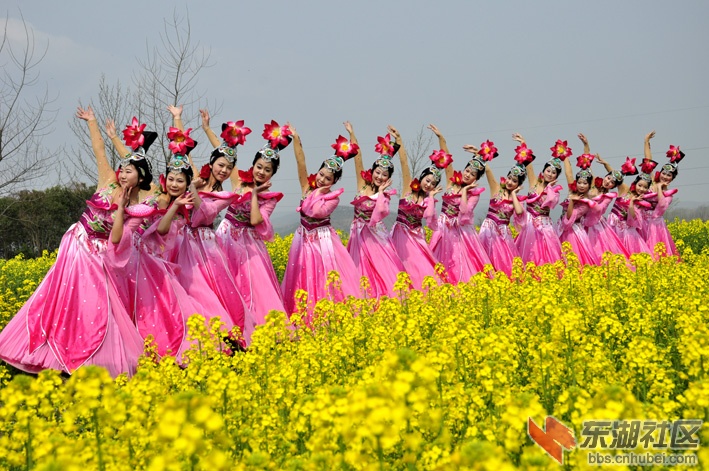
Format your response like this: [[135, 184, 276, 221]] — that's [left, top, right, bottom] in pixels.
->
[[462, 166, 477, 185], [166, 171, 188, 197], [252, 158, 274, 184], [119, 164, 141, 189], [660, 169, 674, 185], [576, 178, 590, 194], [211, 157, 235, 182], [635, 179, 650, 195], [420, 174, 438, 193], [316, 168, 335, 188], [505, 175, 520, 191], [372, 166, 389, 187], [542, 165, 558, 183], [603, 174, 617, 189]]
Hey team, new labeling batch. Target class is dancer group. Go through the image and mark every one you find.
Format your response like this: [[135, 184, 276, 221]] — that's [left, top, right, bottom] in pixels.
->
[[0, 107, 684, 378]]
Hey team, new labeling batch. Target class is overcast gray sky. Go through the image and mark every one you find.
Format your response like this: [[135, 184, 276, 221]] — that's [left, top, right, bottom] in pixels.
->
[[2, 0, 707, 225]]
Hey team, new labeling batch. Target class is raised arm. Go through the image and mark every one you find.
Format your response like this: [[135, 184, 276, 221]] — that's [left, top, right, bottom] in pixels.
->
[[644, 130, 655, 161], [513, 132, 537, 188], [563, 156, 574, 185], [595, 152, 613, 173], [345, 121, 365, 189], [200, 109, 222, 148], [289, 123, 310, 192], [77, 106, 116, 190], [578, 133, 590, 155], [390, 125, 411, 192], [106, 118, 131, 163], [429, 124, 453, 187]]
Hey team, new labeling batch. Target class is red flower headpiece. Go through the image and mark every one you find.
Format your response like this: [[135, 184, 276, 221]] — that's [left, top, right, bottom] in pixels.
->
[[262, 120, 292, 150], [332, 135, 360, 159], [514, 143, 535, 165], [360, 169, 373, 184], [122, 117, 146, 151], [640, 159, 658, 175], [221, 120, 252, 147], [550, 139, 572, 160], [199, 164, 211, 180], [410, 178, 421, 192], [499, 176, 507, 186], [450, 170, 463, 186], [159, 174, 167, 193], [620, 157, 639, 176], [666, 145, 685, 164], [429, 149, 453, 169], [167, 127, 196, 156], [568, 181, 578, 193], [374, 133, 395, 156], [576, 153, 594, 170], [594, 176, 604, 190], [307, 173, 317, 189], [478, 140, 498, 161], [238, 167, 254, 183]]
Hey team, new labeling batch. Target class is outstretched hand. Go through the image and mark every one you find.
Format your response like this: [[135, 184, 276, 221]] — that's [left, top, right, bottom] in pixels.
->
[[645, 130, 656, 142], [387, 125, 401, 142], [105, 119, 117, 139], [462, 144, 479, 154], [577, 133, 589, 145], [343, 121, 354, 134], [286, 122, 298, 138], [199, 109, 210, 128], [76, 106, 95, 121], [168, 105, 183, 118], [427, 124, 441, 136], [512, 132, 525, 143]]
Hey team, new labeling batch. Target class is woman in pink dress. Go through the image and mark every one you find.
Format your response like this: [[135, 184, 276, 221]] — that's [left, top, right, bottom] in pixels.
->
[[208, 113, 291, 345], [580, 134, 633, 261], [427, 125, 491, 283], [281, 125, 361, 323], [465, 140, 525, 277], [0, 107, 145, 378], [638, 131, 681, 257], [511, 134, 565, 267], [607, 167, 653, 257], [109, 119, 225, 360], [344, 122, 405, 298], [162, 106, 247, 336], [390, 126, 448, 288], [558, 150, 599, 266]]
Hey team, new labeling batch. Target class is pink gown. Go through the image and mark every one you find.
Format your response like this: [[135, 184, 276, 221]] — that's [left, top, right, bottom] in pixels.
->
[[558, 198, 599, 266], [347, 190, 405, 298], [478, 197, 523, 276], [607, 196, 653, 256], [161, 192, 244, 334], [584, 192, 631, 261], [281, 188, 361, 322], [390, 195, 440, 288], [0, 185, 144, 378], [216, 191, 285, 345], [639, 189, 679, 257], [429, 188, 491, 283], [515, 185, 564, 266], [109, 202, 207, 360]]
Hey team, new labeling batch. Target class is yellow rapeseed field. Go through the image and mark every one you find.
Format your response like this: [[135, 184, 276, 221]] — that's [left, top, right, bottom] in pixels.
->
[[0, 220, 707, 469]]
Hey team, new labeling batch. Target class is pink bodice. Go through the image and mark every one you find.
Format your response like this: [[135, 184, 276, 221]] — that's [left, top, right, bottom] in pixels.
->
[[485, 197, 515, 226], [396, 197, 427, 230], [78, 185, 118, 240]]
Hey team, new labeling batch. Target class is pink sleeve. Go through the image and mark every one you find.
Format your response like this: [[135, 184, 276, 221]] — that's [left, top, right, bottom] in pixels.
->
[[254, 197, 278, 240], [369, 189, 396, 226], [459, 187, 484, 225], [652, 194, 673, 218], [541, 185, 563, 210], [302, 188, 344, 218], [423, 196, 438, 228], [191, 194, 234, 227], [107, 224, 134, 269]]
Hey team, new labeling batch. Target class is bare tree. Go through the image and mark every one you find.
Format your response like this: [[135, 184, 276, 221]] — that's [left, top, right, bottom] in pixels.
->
[[69, 10, 217, 182], [403, 124, 434, 186], [0, 14, 55, 196]]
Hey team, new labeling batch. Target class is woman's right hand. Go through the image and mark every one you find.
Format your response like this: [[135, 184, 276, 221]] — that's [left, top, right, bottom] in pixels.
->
[[387, 125, 401, 143], [287, 122, 298, 138], [462, 144, 479, 154], [645, 130, 656, 142], [577, 133, 589, 145], [199, 109, 210, 129], [343, 121, 354, 134], [105, 119, 117, 139], [168, 105, 183, 119], [427, 124, 441, 137], [174, 191, 195, 207], [76, 106, 95, 122], [512, 132, 525, 143]]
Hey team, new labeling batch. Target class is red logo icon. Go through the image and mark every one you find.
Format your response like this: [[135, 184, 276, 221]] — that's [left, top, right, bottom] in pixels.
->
[[528, 416, 576, 464]]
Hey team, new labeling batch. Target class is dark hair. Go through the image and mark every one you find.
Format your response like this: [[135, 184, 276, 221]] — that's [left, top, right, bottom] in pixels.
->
[[507, 166, 527, 186], [417, 167, 440, 186], [604, 171, 621, 189], [253, 153, 280, 175], [662, 166, 678, 180], [318, 162, 343, 183], [542, 161, 561, 179], [121, 160, 153, 191], [210, 149, 236, 166]]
